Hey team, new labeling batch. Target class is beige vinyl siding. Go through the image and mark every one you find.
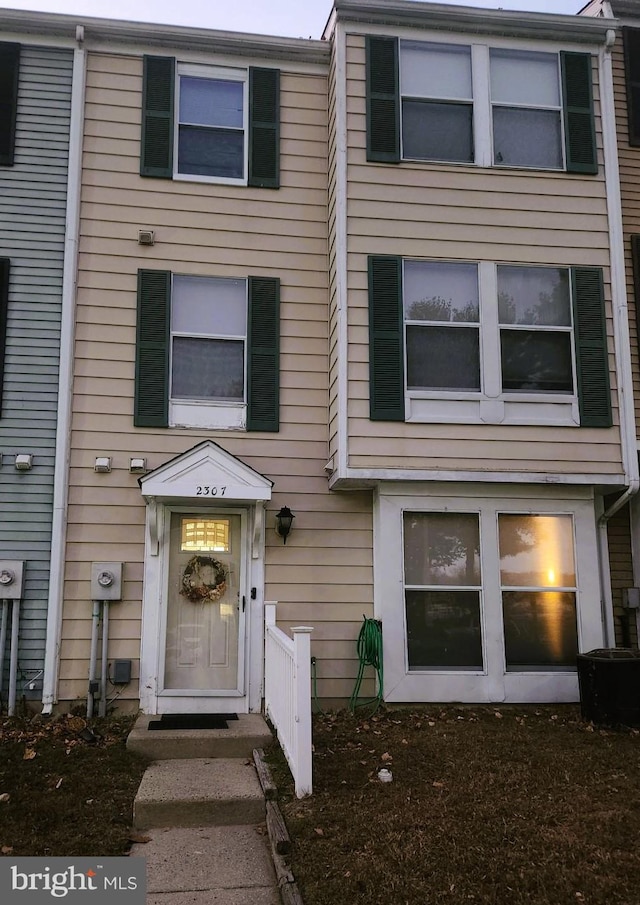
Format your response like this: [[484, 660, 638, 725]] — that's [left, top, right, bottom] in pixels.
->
[[612, 41, 640, 431], [344, 33, 622, 476], [58, 50, 373, 704], [607, 504, 638, 649]]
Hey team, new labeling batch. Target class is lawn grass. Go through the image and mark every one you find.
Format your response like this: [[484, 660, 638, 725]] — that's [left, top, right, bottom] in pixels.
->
[[0, 712, 148, 857], [273, 705, 640, 905]]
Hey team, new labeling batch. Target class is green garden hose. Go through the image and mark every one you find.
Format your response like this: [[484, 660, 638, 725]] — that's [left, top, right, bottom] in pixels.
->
[[349, 616, 383, 716]]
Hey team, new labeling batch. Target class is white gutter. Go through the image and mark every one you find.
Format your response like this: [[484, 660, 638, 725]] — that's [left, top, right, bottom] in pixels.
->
[[596, 28, 640, 647], [335, 22, 349, 479], [42, 27, 86, 714]]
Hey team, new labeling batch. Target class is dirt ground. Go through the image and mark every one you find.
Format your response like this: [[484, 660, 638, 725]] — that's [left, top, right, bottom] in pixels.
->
[[272, 705, 640, 905]]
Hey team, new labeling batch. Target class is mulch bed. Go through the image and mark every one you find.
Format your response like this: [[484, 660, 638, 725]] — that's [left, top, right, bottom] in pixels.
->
[[272, 705, 640, 905]]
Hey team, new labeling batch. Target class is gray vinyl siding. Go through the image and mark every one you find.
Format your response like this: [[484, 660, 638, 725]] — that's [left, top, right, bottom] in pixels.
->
[[0, 45, 72, 698]]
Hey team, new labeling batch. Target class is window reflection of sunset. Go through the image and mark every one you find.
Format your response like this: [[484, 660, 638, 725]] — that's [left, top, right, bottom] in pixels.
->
[[499, 515, 576, 663]]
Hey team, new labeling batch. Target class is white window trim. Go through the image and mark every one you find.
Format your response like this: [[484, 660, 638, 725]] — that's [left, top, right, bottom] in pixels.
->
[[169, 274, 248, 431], [397, 39, 567, 172], [403, 259, 579, 427], [374, 486, 604, 704], [174, 62, 249, 187]]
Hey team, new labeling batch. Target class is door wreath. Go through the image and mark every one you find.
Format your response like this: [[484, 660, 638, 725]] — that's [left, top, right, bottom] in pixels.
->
[[180, 555, 228, 602]]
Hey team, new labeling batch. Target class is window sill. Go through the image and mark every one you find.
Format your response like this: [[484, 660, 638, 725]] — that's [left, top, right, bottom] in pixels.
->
[[169, 400, 246, 431], [406, 395, 579, 426], [173, 172, 247, 187]]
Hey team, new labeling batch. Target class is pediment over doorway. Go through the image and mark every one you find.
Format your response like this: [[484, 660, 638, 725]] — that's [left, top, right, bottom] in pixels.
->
[[139, 440, 273, 502]]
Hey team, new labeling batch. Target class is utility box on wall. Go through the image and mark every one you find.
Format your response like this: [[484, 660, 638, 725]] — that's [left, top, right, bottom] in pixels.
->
[[90, 562, 124, 601], [0, 561, 25, 599]]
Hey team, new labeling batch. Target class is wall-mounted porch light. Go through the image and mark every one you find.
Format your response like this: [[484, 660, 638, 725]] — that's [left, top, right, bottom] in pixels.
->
[[275, 506, 295, 545]]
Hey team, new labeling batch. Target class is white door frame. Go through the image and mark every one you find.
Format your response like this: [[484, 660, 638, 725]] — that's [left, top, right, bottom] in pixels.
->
[[374, 482, 605, 704], [137, 441, 272, 714]]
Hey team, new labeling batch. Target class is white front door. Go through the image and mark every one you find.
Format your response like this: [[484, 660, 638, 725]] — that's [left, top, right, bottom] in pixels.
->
[[160, 510, 246, 710]]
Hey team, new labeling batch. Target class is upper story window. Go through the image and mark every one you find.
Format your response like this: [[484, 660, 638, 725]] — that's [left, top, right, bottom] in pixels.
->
[[404, 261, 480, 391], [177, 69, 247, 181], [141, 56, 279, 188], [490, 50, 563, 169], [367, 36, 597, 175], [368, 255, 611, 428], [171, 275, 247, 406], [134, 269, 280, 432], [400, 42, 473, 164]]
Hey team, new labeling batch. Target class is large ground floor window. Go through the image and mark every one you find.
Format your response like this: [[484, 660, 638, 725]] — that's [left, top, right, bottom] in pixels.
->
[[376, 487, 604, 703]]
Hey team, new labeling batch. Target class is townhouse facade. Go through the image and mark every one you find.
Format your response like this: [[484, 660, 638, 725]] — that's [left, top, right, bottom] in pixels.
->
[[0, 20, 82, 709], [0, 0, 637, 715], [582, 0, 640, 650]]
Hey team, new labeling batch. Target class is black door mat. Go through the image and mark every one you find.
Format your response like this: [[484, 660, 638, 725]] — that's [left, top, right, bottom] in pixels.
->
[[148, 713, 239, 731]]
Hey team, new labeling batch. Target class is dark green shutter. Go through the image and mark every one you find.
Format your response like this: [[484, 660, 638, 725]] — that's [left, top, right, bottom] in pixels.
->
[[623, 28, 640, 147], [247, 277, 280, 431], [140, 56, 174, 178], [572, 267, 611, 428], [0, 43, 19, 166], [0, 258, 9, 417], [632, 235, 640, 341], [135, 270, 170, 427], [366, 36, 400, 163], [248, 68, 279, 188], [561, 52, 597, 175], [368, 255, 404, 421]]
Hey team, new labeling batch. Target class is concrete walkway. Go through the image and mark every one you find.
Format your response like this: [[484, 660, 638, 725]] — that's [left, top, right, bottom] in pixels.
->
[[130, 824, 280, 904], [127, 715, 282, 904]]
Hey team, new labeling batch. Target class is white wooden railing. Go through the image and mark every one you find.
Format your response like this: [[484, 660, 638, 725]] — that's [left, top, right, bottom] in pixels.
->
[[264, 602, 313, 797]]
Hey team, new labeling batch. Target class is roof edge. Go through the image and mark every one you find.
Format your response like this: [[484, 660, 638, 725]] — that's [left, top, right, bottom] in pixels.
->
[[331, 0, 618, 44], [0, 8, 330, 63]]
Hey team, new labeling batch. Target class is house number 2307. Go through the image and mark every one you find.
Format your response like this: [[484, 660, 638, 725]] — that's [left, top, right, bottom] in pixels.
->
[[195, 486, 227, 496]]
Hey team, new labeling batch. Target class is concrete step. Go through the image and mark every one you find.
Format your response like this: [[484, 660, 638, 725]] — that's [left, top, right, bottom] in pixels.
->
[[126, 713, 272, 760], [133, 758, 265, 829]]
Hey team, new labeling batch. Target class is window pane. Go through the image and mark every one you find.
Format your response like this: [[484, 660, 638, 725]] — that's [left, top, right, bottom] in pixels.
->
[[498, 266, 571, 327], [407, 325, 480, 390], [490, 49, 560, 107], [178, 125, 244, 179], [406, 590, 483, 670], [404, 261, 479, 322], [501, 329, 573, 393], [180, 77, 243, 129], [498, 514, 576, 587], [401, 41, 472, 100], [172, 336, 244, 401], [493, 107, 562, 169], [172, 276, 246, 337], [181, 518, 230, 553], [503, 591, 577, 670], [404, 512, 481, 586], [403, 100, 473, 163]]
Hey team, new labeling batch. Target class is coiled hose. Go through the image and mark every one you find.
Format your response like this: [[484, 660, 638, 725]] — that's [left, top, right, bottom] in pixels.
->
[[349, 616, 383, 716]]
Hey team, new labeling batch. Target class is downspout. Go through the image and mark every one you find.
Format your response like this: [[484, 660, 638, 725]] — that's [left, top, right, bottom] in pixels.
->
[[42, 27, 86, 714], [596, 28, 640, 646]]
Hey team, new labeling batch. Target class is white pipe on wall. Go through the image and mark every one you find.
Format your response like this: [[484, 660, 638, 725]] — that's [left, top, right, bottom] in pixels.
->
[[42, 30, 86, 714], [8, 599, 20, 716], [99, 601, 109, 718], [87, 600, 101, 719]]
